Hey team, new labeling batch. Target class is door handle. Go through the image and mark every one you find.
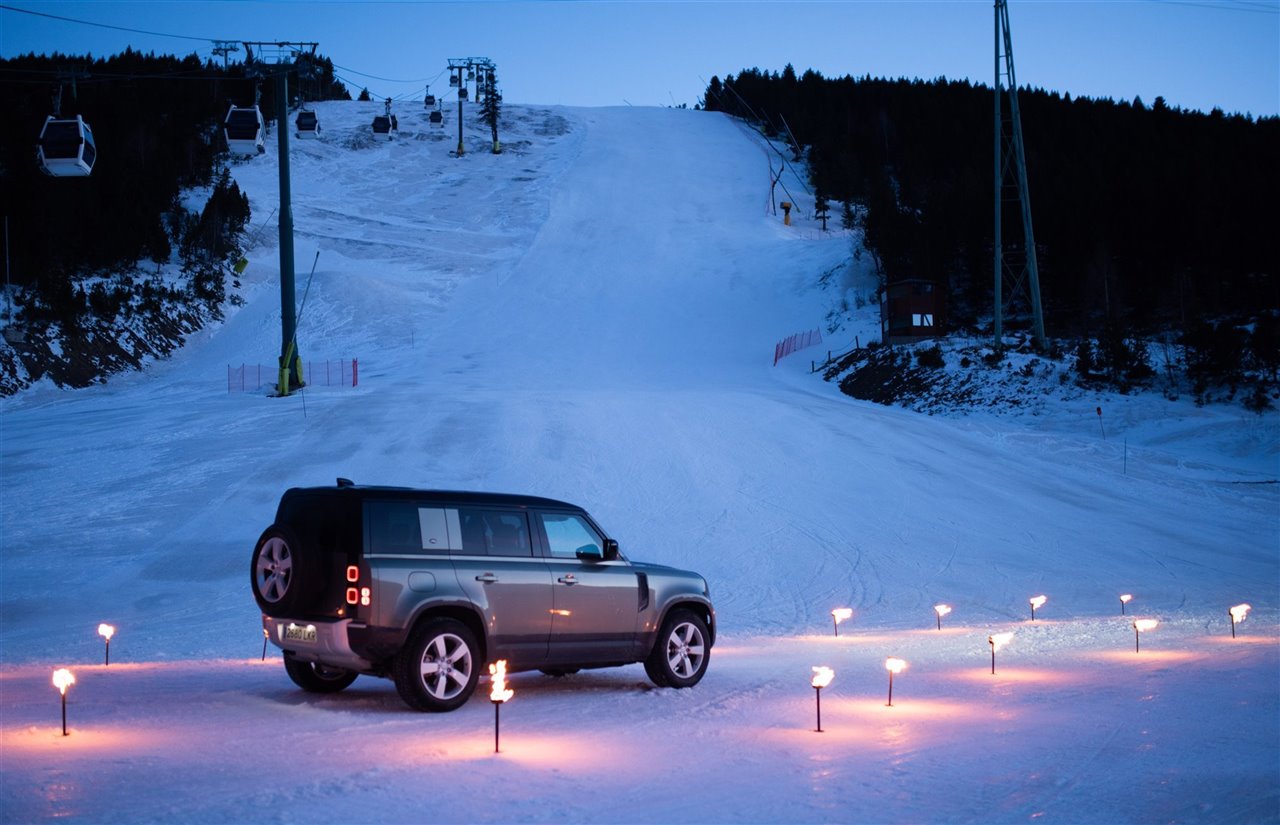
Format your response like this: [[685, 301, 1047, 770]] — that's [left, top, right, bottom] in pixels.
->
[[558, 574, 578, 585], [475, 573, 498, 583]]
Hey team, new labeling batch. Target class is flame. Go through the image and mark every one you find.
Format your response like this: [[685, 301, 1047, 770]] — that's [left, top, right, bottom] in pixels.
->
[[1230, 604, 1251, 623], [1120, 594, 1133, 604], [97, 623, 115, 641], [885, 657, 907, 674], [811, 666, 835, 688], [488, 660, 513, 703], [1133, 619, 1159, 632], [1029, 595, 1047, 609], [52, 668, 75, 695], [831, 608, 853, 624], [989, 632, 1014, 651], [934, 604, 952, 618], [549, 609, 572, 617]]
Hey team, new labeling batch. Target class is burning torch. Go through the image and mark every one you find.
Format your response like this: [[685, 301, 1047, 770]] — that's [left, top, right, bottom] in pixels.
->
[[53, 669, 75, 736], [831, 608, 852, 637], [98, 623, 115, 666], [489, 659, 513, 753], [1028, 595, 1047, 621], [989, 632, 1013, 675], [811, 666, 834, 732], [1132, 619, 1158, 653], [1229, 604, 1250, 638], [1120, 594, 1133, 615], [934, 604, 952, 630], [885, 658, 906, 707]]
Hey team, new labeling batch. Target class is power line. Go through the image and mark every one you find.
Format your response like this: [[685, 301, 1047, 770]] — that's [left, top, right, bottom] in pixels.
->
[[0, 3, 225, 42]]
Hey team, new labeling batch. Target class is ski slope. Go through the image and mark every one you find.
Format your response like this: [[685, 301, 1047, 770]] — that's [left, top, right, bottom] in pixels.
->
[[1, 100, 1277, 824]]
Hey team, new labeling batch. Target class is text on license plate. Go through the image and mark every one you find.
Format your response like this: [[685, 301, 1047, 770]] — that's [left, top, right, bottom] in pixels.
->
[[284, 623, 317, 643]]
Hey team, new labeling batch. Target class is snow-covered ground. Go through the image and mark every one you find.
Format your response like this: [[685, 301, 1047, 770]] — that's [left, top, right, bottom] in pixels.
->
[[1, 101, 1276, 824]]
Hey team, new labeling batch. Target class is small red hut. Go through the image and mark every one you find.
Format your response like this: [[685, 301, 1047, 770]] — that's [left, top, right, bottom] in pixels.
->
[[881, 279, 947, 345]]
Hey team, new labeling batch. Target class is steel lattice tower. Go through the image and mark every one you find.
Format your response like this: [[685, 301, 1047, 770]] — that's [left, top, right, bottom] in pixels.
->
[[994, 0, 1046, 350]]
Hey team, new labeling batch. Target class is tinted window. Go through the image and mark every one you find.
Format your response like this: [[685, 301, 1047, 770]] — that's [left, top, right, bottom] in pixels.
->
[[367, 501, 427, 555], [540, 513, 603, 559], [456, 509, 532, 557]]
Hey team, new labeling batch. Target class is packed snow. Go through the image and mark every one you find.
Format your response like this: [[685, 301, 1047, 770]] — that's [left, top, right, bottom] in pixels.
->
[[1, 100, 1276, 824]]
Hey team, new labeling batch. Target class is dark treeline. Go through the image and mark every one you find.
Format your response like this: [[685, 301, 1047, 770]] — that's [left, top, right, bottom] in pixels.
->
[[703, 68, 1278, 340], [0, 49, 350, 307]]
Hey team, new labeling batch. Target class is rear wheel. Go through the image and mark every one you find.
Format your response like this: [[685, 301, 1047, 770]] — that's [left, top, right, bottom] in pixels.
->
[[645, 609, 710, 689], [250, 525, 314, 614], [393, 618, 480, 712], [283, 653, 358, 693]]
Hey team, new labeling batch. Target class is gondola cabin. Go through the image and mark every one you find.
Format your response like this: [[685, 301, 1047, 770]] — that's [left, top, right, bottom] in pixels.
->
[[295, 110, 319, 138], [429, 109, 443, 125], [372, 114, 397, 137], [424, 94, 437, 107], [37, 115, 96, 177], [458, 87, 469, 101], [224, 105, 265, 156]]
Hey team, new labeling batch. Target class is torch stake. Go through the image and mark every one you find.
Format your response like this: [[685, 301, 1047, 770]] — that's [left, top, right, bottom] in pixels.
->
[[887, 672, 894, 707], [262, 633, 268, 661], [1230, 614, 1237, 639], [832, 617, 838, 637], [493, 701, 501, 753], [1121, 600, 1126, 616], [936, 613, 941, 631], [814, 686, 823, 732], [104, 639, 110, 667], [61, 692, 67, 736], [1134, 627, 1140, 653], [990, 643, 996, 675], [1030, 604, 1037, 621]]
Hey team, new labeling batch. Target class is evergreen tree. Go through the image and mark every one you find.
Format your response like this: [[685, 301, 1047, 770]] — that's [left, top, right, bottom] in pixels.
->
[[480, 70, 502, 154], [840, 200, 857, 231], [357, 87, 371, 102], [814, 191, 830, 231]]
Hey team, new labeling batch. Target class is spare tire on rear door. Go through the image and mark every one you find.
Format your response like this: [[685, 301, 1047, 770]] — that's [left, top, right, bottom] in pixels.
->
[[251, 524, 316, 614]]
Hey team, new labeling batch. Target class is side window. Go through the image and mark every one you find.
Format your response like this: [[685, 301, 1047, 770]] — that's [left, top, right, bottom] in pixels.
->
[[455, 509, 533, 557], [367, 501, 430, 555], [540, 513, 603, 559]]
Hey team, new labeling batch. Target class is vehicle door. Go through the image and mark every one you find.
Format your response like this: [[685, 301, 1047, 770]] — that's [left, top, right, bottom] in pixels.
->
[[447, 506, 554, 667], [535, 510, 642, 664]]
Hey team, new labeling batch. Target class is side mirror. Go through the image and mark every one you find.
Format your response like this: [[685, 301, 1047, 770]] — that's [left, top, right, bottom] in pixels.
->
[[603, 538, 619, 561], [575, 543, 603, 561]]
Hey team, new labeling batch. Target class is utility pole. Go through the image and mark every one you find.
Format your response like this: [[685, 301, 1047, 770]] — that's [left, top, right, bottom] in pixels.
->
[[994, 0, 1046, 350], [245, 41, 318, 395]]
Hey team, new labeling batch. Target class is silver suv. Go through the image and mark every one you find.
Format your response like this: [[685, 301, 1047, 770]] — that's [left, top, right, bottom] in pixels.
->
[[251, 480, 715, 711]]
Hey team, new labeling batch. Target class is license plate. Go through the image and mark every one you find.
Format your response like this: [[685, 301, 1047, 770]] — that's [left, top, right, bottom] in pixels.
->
[[284, 623, 317, 643]]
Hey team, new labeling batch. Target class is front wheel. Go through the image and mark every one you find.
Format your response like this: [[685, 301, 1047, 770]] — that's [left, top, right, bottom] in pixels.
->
[[644, 609, 710, 689], [283, 653, 358, 693], [393, 618, 480, 712]]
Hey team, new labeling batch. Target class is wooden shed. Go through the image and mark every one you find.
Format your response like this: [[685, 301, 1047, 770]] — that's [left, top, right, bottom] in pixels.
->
[[881, 279, 946, 345]]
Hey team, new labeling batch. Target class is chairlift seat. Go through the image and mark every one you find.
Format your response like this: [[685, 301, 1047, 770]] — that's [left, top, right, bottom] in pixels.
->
[[37, 115, 96, 177]]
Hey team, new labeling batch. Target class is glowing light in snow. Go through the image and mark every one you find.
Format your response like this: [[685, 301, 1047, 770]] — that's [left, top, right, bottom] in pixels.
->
[[52, 668, 75, 695], [831, 608, 852, 636], [1120, 594, 1133, 615], [811, 666, 835, 689], [489, 660, 513, 703], [1132, 619, 1159, 652], [885, 658, 907, 674], [989, 632, 1014, 652], [1028, 595, 1047, 620], [97, 624, 115, 641], [934, 604, 951, 630]]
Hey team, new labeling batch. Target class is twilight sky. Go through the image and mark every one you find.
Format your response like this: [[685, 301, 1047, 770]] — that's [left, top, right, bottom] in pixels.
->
[[2, 1, 1277, 117]]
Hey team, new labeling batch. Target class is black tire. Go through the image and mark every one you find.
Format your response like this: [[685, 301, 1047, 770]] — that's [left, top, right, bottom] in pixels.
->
[[250, 525, 313, 614], [283, 652, 358, 693], [393, 618, 480, 712], [644, 609, 710, 689]]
